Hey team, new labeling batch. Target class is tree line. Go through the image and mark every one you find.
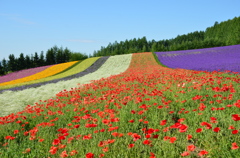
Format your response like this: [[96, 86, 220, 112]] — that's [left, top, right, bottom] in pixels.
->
[[0, 46, 88, 75], [92, 16, 240, 57]]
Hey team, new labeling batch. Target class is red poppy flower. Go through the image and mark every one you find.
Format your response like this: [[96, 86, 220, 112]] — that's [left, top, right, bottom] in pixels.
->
[[22, 148, 31, 154], [181, 151, 190, 156], [232, 142, 239, 150], [83, 134, 92, 140], [39, 139, 44, 142], [169, 137, 177, 143], [49, 146, 58, 155], [232, 114, 240, 121], [52, 138, 61, 145], [163, 136, 170, 141], [143, 139, 151, 145], [102, 147, 109, 152], [85, 124, 97, 128], [74, 124, 80, 128], [86, 152, 94, 158], [60, 150, 68, 158], [145, 128, 155, 134], [160, 120, 167, 126], [111, 132, 119, 137], [198, 150, 208, 156], [129, 119, 135, 123], [13, 130, 19, 134], [143, 121, 149, 124], [213, 127, 220, 132], [70, 150, 78, 156], [196, 128, 203, 133], [150, 152, 156, 158], [5, 136, 16, 140], [187, 144, 195, 151], [58, 144, 66, 149], [58, 136, 66, 140], [131, 133, 141, 141], [187, 134, 192, 140], [128, 144, 134, 148], [232, 130, 238, 134]]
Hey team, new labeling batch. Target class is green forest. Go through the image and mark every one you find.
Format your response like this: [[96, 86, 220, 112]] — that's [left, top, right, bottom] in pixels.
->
[[0, 16, 239, 75], [92, 16, 240, 56]]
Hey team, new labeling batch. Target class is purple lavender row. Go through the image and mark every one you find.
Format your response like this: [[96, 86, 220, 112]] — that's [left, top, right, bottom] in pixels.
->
[[155, 45, 240, 73], [0, 65, 52, 84], [0, 56, 109, 93]]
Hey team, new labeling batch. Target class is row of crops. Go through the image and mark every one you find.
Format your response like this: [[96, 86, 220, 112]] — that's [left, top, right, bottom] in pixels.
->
[[0, 45, 239, 157]]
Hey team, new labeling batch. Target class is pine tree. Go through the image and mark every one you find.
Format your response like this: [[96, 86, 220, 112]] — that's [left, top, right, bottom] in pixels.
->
[[18, 53, 26, 70], [33, 52, 39, 67], [39, 51, 45, 66], [0, 61, 4, 75], [2, 58, 8, 74], [25, 55, 31, 69], [8, 54, 16, 72]]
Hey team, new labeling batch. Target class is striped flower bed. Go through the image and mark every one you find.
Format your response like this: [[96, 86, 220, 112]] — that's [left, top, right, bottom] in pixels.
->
[[0, 61, 78, 89], [0, 65, 52, 83], [0, 57, 100, 92]]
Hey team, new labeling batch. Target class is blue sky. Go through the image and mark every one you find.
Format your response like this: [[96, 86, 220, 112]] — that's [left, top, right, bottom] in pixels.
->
[[0, 0, 239, 60]]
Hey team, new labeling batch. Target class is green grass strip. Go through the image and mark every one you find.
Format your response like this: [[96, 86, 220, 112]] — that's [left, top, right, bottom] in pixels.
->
[[152, 52, 168, 67]]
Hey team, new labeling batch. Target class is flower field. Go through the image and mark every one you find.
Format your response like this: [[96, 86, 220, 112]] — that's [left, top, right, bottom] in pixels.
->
[[0, 61, 78, 89], [0, 51, 240, 157], [0, 65, 52, 84], [0, 57, 100, 92], [155, 44, 240, 73]]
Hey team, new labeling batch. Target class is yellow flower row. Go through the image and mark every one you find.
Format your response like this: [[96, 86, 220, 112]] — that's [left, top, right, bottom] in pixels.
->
[[0, 61, 78, 87]]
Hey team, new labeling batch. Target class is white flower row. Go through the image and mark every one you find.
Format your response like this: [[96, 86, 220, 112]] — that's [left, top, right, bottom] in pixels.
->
[[0, 54, 132, 117]]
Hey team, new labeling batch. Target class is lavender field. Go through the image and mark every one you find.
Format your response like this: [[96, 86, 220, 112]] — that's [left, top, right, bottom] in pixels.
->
[[155, 45, 240, 73]]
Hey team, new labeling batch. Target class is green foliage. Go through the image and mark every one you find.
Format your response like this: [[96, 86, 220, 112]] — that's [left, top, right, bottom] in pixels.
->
[[205, 16, 240, 45], [69, 52, 88, 61]]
